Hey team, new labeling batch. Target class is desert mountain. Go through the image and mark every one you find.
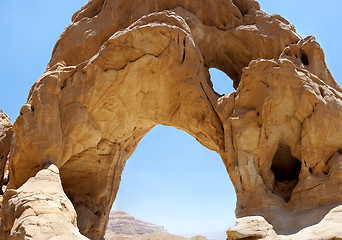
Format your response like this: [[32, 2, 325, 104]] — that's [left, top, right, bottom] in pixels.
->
[[104, 210, 208, 240]]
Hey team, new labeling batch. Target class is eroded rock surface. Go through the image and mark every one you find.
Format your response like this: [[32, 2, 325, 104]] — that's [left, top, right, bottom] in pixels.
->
[[1, 0, 342, 239], [0, 110, 13, 203], [0, 163, 87, 240], [227, 205, 342, 240], [223, 36, 342, 235]]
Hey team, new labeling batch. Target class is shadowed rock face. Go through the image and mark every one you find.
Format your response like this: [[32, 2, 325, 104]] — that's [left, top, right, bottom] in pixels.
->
[[0, 111, 12, 200], [1, 0, 342, 239]]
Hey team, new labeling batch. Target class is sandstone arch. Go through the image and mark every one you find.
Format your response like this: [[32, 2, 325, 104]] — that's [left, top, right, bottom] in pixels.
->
[[1, 1, 342, 239]]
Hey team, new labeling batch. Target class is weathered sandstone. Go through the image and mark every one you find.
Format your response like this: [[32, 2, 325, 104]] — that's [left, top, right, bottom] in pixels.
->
[[223, 36, 342, 235], [227, 205, 342, 240], [0, 110, 13, 200], [1, 0, 342, 239], [0, 163, 87, 239]]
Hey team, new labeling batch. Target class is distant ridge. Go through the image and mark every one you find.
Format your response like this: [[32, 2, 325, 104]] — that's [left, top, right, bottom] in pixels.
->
[[105, 210, 208, 240], [106, 210, 167, 235]]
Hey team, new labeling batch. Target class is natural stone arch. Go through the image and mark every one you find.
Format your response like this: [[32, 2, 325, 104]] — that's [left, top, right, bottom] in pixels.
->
[[2, 0, 342, 240], [10, 12, 224, 239]]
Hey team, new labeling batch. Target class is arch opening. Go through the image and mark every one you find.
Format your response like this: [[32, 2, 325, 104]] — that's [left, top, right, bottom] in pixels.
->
[[112, 125, 236, 239], [209, 68, 235, 95]]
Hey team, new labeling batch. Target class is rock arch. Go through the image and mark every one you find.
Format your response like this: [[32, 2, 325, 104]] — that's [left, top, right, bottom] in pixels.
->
[[1, 0, 342, 239]]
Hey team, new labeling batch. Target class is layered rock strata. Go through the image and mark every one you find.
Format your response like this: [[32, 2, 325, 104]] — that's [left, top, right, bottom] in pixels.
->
[[1, 0, 342, 239]]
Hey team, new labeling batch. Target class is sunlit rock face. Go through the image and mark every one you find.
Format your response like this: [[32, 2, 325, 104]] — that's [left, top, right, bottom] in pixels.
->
[[224, 36, 342, 235], [0, 0, 342, 239], [0, 164, 88, 240]]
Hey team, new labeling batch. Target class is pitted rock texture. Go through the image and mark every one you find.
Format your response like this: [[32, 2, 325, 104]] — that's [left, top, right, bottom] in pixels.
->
[[224, 36, 342, 235], [1, 0, 342, 240]]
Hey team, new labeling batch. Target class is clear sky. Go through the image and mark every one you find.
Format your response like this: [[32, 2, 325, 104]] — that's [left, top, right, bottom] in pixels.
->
[[1, 1, 341, 240]]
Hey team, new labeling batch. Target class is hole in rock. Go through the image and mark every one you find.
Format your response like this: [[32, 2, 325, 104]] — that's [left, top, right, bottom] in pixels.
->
[[301, 52, 309, 65], [113, 125, 236, 239], [209, 68, 235, 95], [271, 144, 302, 202]]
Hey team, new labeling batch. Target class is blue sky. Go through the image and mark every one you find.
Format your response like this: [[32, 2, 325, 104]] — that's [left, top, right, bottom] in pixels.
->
[[1, 1, 341, 239]]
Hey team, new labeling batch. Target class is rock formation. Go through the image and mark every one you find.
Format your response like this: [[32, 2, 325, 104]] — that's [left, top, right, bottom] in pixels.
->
[[227, 205, 342, 240], [0, 110, 13, 204], [223, 36, 342, 235], [1, 0, 342, 239], [0, 163, 87, 239]]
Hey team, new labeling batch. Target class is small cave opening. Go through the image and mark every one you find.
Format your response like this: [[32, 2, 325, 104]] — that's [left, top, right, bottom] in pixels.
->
[[271, 144, 302, 202], [301, 52, 309, 66]]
